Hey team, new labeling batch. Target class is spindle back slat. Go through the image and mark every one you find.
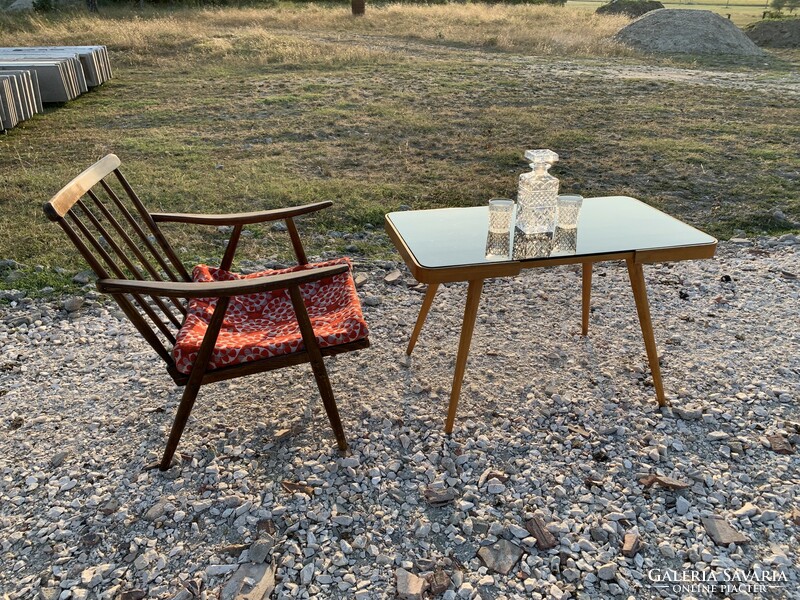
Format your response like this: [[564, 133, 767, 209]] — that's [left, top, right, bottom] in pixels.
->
[[86, 189, 187, 318], [44, 154, 186, 364]]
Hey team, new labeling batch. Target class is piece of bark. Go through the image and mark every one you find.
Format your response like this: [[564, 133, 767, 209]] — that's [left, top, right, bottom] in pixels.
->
[[219, 543, 249, 556], [584, 476, 604, 488], [525, 516, 558, 550], [767, 434, 794, 455], [478, 468, 507, 488], [701, 516, 749, 546], [639, 474, 690, 490], [256, 519, 276, 536], [424, 487, 457, 507], [427, 569, 451, 595], [790, 507, 800, 527], [273, 428, 292, 442], [281, 481, 314, 496], [567, 425, 591, 438], [622, 533, 642, 557]]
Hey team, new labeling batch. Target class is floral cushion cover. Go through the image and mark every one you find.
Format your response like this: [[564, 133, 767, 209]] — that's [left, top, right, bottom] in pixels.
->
[[172, 258, 368, 374]]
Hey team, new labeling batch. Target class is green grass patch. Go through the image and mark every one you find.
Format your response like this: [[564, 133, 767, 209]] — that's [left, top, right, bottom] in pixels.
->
[[0, 5, 798, 293]]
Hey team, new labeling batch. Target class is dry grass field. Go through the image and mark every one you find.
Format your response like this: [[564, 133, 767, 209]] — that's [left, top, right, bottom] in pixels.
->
[[0, 5, 797, 293], [568, 0, 772, 26]]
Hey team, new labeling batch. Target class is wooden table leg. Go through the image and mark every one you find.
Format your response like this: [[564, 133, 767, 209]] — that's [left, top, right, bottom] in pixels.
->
[[445, 279, 484, 434], [406, 283, 440, 356], [626, 259, 668, 407], [582, 262, 592, 336]]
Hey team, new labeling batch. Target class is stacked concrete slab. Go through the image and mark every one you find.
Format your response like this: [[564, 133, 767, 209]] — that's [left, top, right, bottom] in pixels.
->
[[0, 45, 112, 131]]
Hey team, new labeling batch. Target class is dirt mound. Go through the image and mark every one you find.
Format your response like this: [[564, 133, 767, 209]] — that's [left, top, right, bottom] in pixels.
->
[[6, 0, 34, 10], [745, 18, 800, 48], [615, 9, 765, 56], [597, 0, 664, 18]]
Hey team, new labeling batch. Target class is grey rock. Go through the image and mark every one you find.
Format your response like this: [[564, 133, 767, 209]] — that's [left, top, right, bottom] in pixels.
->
[[206, 564, 238, 577], [477, 539, 524, 575], [733, 503, 759, 518], [597, 562, 617, 581], [396, 568, 427, 600], [300, 562, 315, 585], [72, 270, 95, 284], [0, 259, 24, 271], [221, 562, 275, 600], [144, 501, 168, 521], [38, 588, 60, 600], [676, 496, 691, 516], [50, 451, 68, 467], [591, 527, 609, 543], [249, 537, 273, 564], [63, 297, 84, 312], [674, 406, 703, 420], [384, 269, 402, 285], [0, 289, 26, 301], [658, 542, 676, 558]]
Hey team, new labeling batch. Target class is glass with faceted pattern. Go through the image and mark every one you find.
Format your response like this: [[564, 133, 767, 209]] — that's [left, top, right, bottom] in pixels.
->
[[556, 195, 583, 230], [488, 198, 514, 233]]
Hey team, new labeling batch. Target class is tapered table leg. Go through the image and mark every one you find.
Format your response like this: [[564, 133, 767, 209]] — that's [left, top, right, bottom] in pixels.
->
[[445, 279, 484, 434], [582, 263, 592, 336], [407, 283, 440, 356], [626, 259, 667, 407]]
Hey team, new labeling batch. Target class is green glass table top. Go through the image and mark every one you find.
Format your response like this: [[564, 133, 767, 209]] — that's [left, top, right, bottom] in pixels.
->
[[386, 196, 716, 270]]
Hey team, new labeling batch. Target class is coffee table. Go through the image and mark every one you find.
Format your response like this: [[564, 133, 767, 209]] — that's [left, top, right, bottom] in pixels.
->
[[385, 196, 717, 433]]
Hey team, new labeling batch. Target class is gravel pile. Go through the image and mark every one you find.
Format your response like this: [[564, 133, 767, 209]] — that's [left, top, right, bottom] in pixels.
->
[[615, 9, 766, 56], [596, 0, 664, 19], [745, 18, 800, 49], [1, 236, 799, 600]]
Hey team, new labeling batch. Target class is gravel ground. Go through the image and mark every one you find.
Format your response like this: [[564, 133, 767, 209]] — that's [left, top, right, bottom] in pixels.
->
[[1, 237, 799, 600]]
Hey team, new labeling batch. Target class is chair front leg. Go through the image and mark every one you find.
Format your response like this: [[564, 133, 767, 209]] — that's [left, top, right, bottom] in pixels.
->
[[160, 296, 231, 471], [288, 286, 348, 451]]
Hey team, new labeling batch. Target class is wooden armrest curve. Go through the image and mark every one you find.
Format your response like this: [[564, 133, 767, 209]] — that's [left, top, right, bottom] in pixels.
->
[[97, 264, 349, 298], [150, 201, 332, 226]]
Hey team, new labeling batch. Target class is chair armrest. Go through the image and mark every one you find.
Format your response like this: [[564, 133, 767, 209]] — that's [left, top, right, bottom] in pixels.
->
[[97, 264, 349, 299], [150, 201, 332, 226]]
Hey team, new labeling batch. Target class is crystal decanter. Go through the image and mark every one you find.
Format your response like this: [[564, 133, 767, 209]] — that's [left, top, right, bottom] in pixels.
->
[[515, 149, 560, 235]]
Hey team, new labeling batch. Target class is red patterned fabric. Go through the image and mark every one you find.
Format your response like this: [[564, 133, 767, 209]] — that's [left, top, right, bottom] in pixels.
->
[[172, 258, 368, 375]]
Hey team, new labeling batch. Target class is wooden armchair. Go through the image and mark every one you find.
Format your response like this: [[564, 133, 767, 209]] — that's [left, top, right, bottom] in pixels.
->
[[44, 154, 369, 471]]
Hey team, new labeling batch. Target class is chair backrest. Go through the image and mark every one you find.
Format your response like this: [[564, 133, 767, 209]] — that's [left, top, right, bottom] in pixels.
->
[[44, 154, 190, 368]]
